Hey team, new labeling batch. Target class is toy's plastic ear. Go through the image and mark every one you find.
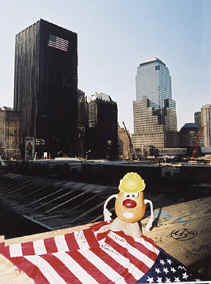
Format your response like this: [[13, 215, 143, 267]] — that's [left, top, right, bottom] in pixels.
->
[[103, 194, 118, 223], [144, 199, 154, 231]]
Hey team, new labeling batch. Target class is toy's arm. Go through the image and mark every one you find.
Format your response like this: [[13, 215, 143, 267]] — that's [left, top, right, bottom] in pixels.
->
[[103, 194, 118, 223], [144, 199, 154, 231]]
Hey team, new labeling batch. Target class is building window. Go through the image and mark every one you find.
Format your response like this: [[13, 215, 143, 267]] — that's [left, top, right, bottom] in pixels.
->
[[155, 65, 160, 70]]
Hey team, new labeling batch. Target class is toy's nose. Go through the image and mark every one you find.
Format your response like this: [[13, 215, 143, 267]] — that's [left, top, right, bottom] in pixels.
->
[[123, 199, 137, 208]]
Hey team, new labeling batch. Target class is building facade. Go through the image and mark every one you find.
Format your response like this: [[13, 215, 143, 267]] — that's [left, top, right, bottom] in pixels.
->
[[87, 93, 118, 160], [132, 97, 166, 153], [179, 123, 201, 155], [76, 89, 88, 157], [136, 57, 172, 108], [194, 111, 201, 127], [0, 107, 21, 159], [14, 19, 78, 157], [118, 125, 130, 160], [201, 104, 211, 147], [133, 58, 177, 154]]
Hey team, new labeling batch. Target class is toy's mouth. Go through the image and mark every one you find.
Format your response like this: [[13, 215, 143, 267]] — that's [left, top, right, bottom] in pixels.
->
[[123, 212, 134, 219], [122, 199, 137, 208]]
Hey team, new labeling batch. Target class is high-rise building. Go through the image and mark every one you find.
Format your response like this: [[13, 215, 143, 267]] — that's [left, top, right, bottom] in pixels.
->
[[133, 97, 166, 151], [87, 92, 118, 160], [201, 104, 211, 147], [194, 111, 201, 127], [179, 123, 200, 148], [76, 89, 88, 157], [14, 19, 78, 157], [136, 57, 172, 107], [133, 58, 177, 153]]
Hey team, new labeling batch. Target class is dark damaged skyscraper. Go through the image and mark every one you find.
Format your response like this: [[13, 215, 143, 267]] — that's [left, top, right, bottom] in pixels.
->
[[14, 19, 78, 156]]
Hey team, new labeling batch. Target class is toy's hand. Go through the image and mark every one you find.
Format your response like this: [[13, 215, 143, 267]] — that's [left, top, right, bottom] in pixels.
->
[[145, 217, 153, 231], [104, 208, 112, 223]]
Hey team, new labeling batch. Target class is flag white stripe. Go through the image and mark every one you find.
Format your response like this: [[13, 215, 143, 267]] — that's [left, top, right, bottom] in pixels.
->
[[54, 252, 99, 284], [79, 248, 127, 284], [48, 44, 68, 51], [48, 35, 69, 52], [125, 242, 154, 268], [54, 235, 69, 252], [33, 239, 47, 255], [74, 231, 90, 250], [109, 232, 154, 268], [108, 231, 127, 248], [9, 243, 23, 257], [100, 242, 144, 280], [48, 42, 68, 48], [134, 237, 160, 255], [25, 255, 67, 284]]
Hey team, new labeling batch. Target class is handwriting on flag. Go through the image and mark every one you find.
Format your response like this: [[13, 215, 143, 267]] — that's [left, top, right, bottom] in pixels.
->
[[48, 34, 69, 52]]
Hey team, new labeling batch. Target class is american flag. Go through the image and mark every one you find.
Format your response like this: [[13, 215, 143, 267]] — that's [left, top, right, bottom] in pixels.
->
[[48, 34, 69, 52], [0, 221, 196, 283]]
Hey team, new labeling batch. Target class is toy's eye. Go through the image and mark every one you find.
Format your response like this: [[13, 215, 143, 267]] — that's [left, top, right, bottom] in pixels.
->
[[124, 193, 130, 198], [131, 193, 138, 198]]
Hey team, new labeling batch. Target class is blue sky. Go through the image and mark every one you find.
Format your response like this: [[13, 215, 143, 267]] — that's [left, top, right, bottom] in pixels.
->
[[1, 0, 210, 133]]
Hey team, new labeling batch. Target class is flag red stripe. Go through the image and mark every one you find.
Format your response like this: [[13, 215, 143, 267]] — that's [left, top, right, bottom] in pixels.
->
[[142, 234, 160, 249], [65, 232, 80, 251], [22, 241, 35, 255], [104, 235, 128, 256], [96, 230, 109, 241], [91, 221, 107, 231], [44, 237, 58, 254], [0, 243, 10, 258], [105, 236, 149, 274], [69, 250, 112, 283], [128, 253, 149, 274], [83, 229, 99, 248], [41, 254, 82, 284], [90, 247, 136, 283], [0, 222, 161, 283], [116, 232, 158, 261], [10, 256, 50, 284]]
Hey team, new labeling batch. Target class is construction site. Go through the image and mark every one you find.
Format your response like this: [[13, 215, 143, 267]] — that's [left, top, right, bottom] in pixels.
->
[[0, 158, 211, 282]]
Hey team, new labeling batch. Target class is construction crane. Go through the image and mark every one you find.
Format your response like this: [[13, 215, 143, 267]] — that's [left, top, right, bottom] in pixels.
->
[[122, 121, 137, 160], [192, 125, 205, 159]]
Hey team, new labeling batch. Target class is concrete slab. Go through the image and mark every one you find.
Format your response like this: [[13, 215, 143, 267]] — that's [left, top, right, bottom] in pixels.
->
[[143, 196, 211, 280]]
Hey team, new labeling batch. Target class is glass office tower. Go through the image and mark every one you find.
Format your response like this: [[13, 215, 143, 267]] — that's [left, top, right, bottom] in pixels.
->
[[133, 58, 178, 153], [136, 57, 172, 108]]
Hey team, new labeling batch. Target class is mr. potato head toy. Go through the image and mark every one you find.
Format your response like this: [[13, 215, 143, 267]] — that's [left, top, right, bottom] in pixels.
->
[[99, 172, 154, 238]]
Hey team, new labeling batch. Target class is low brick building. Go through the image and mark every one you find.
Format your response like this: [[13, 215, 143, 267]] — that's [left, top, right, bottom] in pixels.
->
[[0, 107, 21, 159]]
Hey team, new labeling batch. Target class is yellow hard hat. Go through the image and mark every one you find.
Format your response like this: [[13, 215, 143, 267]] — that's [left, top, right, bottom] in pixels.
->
[[118, 172, 146, 193]]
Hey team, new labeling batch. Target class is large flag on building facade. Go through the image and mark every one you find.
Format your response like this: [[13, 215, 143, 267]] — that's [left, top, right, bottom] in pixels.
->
[[0, 222, 197, 283]]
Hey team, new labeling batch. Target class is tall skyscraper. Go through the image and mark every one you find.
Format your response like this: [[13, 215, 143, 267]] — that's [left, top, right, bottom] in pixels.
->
[[87, 92, 118, 160], [133, 58, 177, 154], [14, 19, 78, 157], [136, 57, 172, 108], [201, 104, 211, 147]]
